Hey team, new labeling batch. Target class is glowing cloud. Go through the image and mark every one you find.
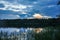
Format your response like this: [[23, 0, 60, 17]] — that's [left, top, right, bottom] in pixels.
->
[[33, 13, 52, 19], [33, 13, 43, 19]]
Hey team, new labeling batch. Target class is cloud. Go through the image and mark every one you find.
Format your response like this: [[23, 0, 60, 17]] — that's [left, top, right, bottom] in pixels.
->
[[44, 15, 52, 19], [33, 13, 52, 19], [33, 13, 43, 19], [0, 0, 59, 19], [0, 1, 33, 14], [0, 3, 5, 8], [0, 14, 20, 19], [25, 13, 52, 19], [26, 17, 34, 19]]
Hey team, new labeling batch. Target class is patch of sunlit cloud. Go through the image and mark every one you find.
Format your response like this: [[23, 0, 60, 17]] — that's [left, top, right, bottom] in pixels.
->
[[33, 13, 43, 19], [33, 13, 52, 19]]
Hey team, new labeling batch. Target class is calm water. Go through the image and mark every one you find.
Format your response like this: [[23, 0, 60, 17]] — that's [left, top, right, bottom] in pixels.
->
[[0, 27, 60, 40]]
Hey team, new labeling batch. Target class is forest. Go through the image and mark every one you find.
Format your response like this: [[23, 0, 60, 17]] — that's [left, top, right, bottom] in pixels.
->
[[0, 18, 60, 28]]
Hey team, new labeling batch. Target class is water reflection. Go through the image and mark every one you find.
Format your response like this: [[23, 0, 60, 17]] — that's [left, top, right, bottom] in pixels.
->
[[0, 27, 60, 40]]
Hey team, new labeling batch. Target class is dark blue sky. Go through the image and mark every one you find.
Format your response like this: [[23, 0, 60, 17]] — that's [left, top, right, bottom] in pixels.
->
[[0, 0, 60, 19]]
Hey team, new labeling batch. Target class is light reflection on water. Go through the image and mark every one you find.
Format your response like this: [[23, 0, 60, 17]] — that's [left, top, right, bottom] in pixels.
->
[[0, 28, 43, 33], [0, 27, 60, 40]]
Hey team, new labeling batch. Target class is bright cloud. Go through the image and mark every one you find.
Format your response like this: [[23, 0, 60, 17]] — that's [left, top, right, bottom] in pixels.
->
[[0, 1, 33, 14], [26, 13, 52, 19], [33, 13, 43, 19], [33, 13, 52, 19]]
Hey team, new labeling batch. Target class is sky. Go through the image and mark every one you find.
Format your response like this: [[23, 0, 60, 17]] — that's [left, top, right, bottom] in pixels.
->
[[0, 0, 60, 19], [0, 0, 60, 32]]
